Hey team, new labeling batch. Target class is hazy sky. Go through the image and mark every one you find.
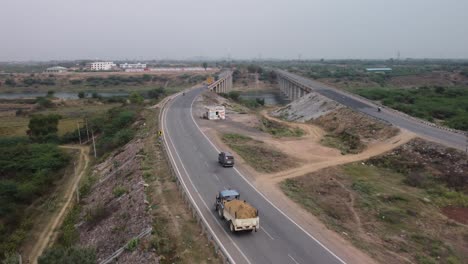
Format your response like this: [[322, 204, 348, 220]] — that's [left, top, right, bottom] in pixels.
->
[[1, 0, 467, 61]]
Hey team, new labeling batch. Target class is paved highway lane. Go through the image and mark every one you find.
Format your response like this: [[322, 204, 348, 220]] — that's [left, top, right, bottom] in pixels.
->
[[162, 87, 346, 264], [277, 70, 466, 150]]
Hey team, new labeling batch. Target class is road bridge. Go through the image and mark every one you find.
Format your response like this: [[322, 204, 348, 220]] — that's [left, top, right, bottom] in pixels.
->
[[275, 69, 467, 150], [208, 71, 233, 94]]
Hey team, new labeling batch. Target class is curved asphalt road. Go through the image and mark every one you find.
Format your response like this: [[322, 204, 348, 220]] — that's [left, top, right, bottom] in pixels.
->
[[162, 87, 346, 264], [277, 70, 466, 151]]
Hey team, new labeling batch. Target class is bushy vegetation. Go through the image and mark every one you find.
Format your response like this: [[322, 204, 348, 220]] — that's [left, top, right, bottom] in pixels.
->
[[258, 118, 304, 137], [35, 97, 54, 108], [354, 86, 468, 130], [219, 91, 265, 109], [38, 246, 96, 264], [85, 75, 146, 87], [28, 114, 62, 142], [22, 77, 56, 86], [146, 87, 166, 99], [321, 131, 365, 154], [0, 139, 70, 256], [90, 107, 138, 156]]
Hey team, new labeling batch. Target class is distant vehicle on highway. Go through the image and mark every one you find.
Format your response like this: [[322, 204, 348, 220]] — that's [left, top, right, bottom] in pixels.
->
[[218, 152, 234, 167], [215, 189, 259, 232]]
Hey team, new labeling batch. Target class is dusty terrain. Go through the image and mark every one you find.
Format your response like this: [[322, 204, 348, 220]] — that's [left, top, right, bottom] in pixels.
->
[[311, 107, 400, 143], [272, 92, 343, 122], [282, 139, 468, 264]]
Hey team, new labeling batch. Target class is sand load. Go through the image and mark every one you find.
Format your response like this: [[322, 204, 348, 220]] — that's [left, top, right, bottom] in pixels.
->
[[224, 199, 257, 219]]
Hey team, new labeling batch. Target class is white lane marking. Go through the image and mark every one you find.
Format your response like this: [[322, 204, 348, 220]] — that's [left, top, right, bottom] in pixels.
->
[[213, 173, 220, 181], [162, 101, 251, 264], [204, 161, 209, 167], [261, 227, 275, 240], [288, 254, 300, 264], [189, 92, 347, 264]]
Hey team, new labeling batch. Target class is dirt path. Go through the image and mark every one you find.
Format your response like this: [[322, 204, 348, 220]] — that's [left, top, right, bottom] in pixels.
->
[[26, 145, 90, 263], [262, 129, 415, 183]]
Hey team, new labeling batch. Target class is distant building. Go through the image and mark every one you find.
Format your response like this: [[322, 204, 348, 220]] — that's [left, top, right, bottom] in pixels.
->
[[366, 67, 392, 72], [148, 67, 211, 72], [87, 61, 116, 71], [45, 66, 68, 73], [124, 68, 146, 72], [120, 63, 146, 69]]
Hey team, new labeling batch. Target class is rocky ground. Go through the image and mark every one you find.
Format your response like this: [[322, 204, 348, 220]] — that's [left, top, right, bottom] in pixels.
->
[[272, 92, 343, 122], [78, 139, 158, 263]]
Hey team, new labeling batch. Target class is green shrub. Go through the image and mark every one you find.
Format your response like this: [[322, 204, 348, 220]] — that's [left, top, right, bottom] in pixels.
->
[[126, 238, 139, 251], [112, 186, 128, 197], [38, 246, 96, 264]]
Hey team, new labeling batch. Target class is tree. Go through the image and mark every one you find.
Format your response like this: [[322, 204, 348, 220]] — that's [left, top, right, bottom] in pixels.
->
[[142, 74, 152, 82], [28, 114, 61, 142], [147, 87, 165, 99], [202, 62, 208, 70], [91, 92, 101, 99], [5, 79, 16, 86], [36, 97, 54, 108], [435, 86, 445, 94], [129, 92, 144, 104], [78, 91, 86, 99], [46, 90, 55, 98]]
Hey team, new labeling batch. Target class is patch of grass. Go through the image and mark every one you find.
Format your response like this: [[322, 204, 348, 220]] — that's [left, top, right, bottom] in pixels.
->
[[112, 186, 128, 198], [56, 205, 81, 247], [258, 118, 304, 137], [321, 131, 365, 154], [125, 238, 139, 251], [38, 246, 96, 264], [222, 133, 297, 173], [85, 203, 112, 227]]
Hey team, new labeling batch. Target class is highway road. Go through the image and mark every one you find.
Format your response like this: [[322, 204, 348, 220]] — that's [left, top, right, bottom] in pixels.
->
[[161, 87, 346, 264], [276, 70, 467, 151]]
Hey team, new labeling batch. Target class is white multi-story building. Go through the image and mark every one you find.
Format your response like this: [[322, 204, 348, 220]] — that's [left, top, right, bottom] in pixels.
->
[[87, 61, 116, 71], [119, 63, 146, 69]]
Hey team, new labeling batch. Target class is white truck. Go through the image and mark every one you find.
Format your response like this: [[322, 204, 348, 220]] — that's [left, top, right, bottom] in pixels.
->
[[214, 189, 259, 232]]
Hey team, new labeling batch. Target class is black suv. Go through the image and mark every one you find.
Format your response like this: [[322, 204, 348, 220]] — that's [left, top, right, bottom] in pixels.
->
[[218, 152, 235, 167]]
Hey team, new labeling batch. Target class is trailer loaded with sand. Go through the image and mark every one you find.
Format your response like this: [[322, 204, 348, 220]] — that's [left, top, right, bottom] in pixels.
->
[[214, 189, 260, 232]]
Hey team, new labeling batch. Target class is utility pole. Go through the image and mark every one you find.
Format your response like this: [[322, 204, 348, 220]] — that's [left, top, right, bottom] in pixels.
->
[[76, 122, 82, 145], [85, 118, 90, 142], [91, 130, 97, 158]]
